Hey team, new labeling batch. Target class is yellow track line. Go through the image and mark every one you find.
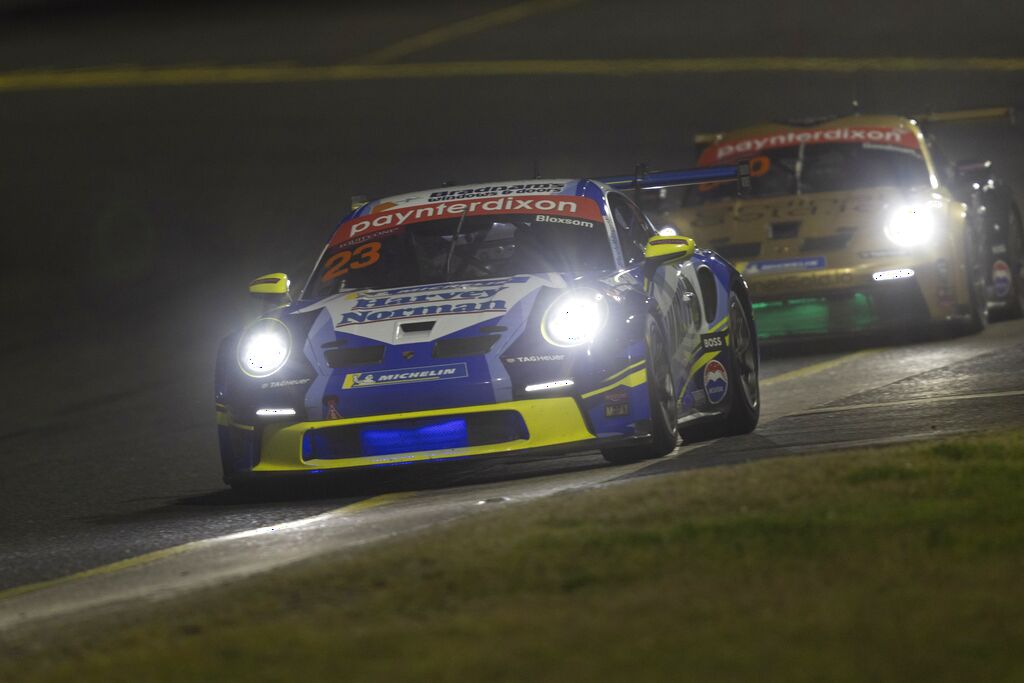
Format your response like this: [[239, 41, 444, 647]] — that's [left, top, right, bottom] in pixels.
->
[[761, 349, 875, 387], [4, 57, 1024, 92], [790, 388, 1024, 416], [0, 492, 414, 604], [361, 0, 585, 64]]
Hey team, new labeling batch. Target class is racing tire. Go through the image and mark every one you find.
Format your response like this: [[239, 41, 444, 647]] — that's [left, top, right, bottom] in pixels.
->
[[678, 288, 760, 443], [957, 226, 989, 335], [601, 319, 678, 465], [989, 204, 1024, 322]]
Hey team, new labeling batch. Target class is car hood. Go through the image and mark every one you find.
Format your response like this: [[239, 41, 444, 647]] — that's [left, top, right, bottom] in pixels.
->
[[294, 273, 567, 344]]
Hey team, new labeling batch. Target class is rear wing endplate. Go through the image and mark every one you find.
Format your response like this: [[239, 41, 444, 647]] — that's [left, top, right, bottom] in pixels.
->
[[693, 132, 724, 160], [693, 132, 724, 145]]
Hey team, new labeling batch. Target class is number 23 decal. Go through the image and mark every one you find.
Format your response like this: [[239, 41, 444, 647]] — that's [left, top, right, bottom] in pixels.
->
[[320, 241, 382, 283]]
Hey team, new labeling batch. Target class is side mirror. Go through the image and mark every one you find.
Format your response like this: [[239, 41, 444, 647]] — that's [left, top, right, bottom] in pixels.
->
[[248, 272, 291, 307], [644, 235, 695, 263]]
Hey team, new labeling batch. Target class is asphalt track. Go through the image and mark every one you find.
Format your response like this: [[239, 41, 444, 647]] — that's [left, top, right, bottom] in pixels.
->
[[1, 0, 1024, 621]]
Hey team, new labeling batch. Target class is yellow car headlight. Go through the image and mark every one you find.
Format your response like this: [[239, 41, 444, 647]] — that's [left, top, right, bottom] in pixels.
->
[[884, 201, 942, 248]]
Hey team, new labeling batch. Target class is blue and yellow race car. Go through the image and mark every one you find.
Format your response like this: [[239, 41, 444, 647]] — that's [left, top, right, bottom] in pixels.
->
[[214, 175, 760, 488]]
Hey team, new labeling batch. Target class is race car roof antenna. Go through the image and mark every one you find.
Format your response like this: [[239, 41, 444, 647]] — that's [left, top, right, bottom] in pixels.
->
[[849, 72, 864, 116]]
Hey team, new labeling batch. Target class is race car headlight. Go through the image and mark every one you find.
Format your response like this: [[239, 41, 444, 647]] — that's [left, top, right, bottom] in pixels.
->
[[884, 201, 941, 248], [542, 289, 608, 347], [238, 318, 291, 378]]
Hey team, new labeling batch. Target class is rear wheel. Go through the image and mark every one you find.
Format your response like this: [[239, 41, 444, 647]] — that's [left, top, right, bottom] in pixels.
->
[[959, 227, 989, 334], [678, 289, 760, 443], [990, 204, 1024, 321], [601, 319, 677, 465], [725, 290, 760, 434]]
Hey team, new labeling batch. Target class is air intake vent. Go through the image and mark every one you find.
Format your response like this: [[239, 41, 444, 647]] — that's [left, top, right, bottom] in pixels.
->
[[714, 242, 761, 262], [801, 233, 855, 253], [302, 411, 528, 460], [323, 345, 385, 368], [433, 335, 501, 358], [696, 266, 717, 325], [770, 221, 800, 239], [400, 321, 435, 333]]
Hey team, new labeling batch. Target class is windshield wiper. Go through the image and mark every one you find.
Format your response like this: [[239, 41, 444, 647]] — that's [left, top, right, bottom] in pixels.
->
[[443, 207, 469, 281], [795, 141, 805, 195]]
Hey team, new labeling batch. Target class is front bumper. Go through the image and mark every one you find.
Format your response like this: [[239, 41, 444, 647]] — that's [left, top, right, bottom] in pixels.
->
[[218, 396, 641, 478], [745, 254, 968, 337]]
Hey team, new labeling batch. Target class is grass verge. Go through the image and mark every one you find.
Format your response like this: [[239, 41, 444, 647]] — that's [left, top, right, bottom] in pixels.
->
[[4, 432, 1024, 681]]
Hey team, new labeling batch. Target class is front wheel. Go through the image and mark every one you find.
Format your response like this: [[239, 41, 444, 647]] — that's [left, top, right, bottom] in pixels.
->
[[601, 319, 677, 465], [989, 204, 1024, 321], [678, 288, 760, 443]]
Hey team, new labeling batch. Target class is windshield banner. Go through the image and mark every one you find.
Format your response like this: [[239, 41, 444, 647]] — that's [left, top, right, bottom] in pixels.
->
[[699, 126, 920, 165], [330, 196, 604, 248]]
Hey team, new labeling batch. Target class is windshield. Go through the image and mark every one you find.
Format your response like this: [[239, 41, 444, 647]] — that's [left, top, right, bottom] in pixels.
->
[[683, 142, 931, 206], [304, 205, 612, 299]]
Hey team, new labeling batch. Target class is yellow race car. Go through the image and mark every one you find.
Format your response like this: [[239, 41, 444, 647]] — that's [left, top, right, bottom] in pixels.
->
[[648, 109, 1022, 339]]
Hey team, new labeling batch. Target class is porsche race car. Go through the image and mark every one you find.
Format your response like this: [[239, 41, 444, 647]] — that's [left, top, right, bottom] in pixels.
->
[[647, 109, 1023, 338], [214, 175, 760, 487]]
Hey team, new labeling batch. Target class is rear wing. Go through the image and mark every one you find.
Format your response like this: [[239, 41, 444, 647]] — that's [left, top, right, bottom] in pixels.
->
[[692, 107, 1013, 150], [912, 106, 1014, 126], [596, 162, 751, 196]]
